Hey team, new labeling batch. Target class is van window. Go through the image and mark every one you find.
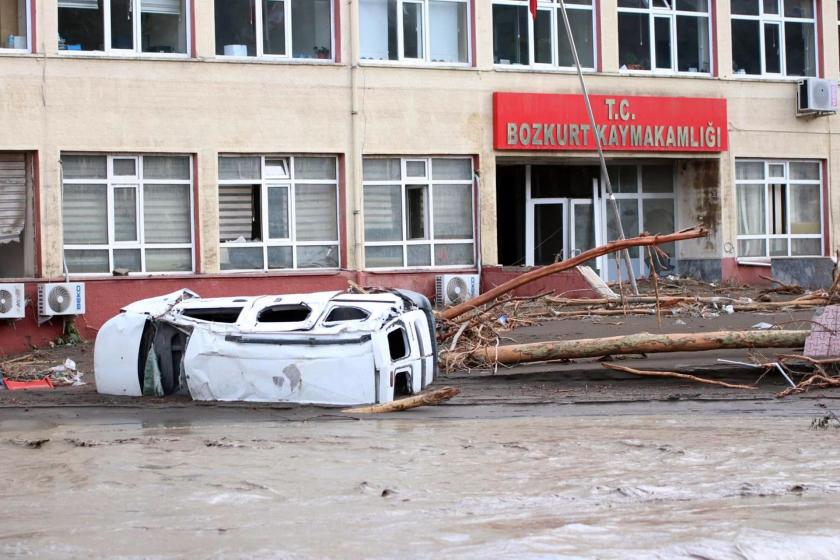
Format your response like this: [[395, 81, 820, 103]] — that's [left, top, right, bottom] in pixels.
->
[[325, 306, 370, 323], [387, 327, 409, 361], [181, 307, 243, 323], [257, 304, 311, 323]]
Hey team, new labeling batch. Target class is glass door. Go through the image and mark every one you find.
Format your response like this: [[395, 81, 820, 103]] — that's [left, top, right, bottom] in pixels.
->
[[532, 201, 567, 265]]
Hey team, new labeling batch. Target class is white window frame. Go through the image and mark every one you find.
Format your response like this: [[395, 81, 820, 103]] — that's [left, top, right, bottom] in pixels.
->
[[0, 0, 32, 53], [57, 0, 192, 58], [730, 0, 818, 77], [735, 159, 824, 260], [359, 0, 472, 66], [617, 0, 713, 75], [218, 155, 340, 272], [363, 156, 476, 270], [216, 0, 336, 61], [492, 0, 597, 71], [62, 154, 195, 276]]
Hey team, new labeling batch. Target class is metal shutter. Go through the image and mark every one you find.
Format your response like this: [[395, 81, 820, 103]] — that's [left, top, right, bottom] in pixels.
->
[[0, 154, 26, 244]]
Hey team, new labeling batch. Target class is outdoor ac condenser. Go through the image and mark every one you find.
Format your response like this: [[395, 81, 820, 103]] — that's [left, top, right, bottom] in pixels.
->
[[798, 78, 838, 115], [38, 282, 86, 317], [435, 274, 480, 307], [0, 283, 26, 319]]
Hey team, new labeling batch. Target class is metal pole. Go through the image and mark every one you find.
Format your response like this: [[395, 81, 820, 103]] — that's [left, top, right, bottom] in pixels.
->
[[557, 0, 639, 295]]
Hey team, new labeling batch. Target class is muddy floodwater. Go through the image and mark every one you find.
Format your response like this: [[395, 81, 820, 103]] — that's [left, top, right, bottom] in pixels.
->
[[2, 412, 840, 559]]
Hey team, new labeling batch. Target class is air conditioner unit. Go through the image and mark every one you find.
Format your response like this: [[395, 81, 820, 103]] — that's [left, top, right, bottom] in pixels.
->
[[798, 78, 838, 115], [0, 283, 25, 319], [38, 283, 86, 317], [435, 274, 480, 307]]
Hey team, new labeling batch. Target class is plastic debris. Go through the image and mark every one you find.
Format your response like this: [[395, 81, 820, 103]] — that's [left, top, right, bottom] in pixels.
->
[[751, 322, 775, 330], [674, 319, 687, 325], [722, 305, 734, 315], [4, 377, 54, 391]]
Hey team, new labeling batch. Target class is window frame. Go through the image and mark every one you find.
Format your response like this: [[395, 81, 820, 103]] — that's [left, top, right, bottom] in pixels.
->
[[0, 0, 32, 54], [730, 0, 819, 78], [57, 0, 192, 58], [362, 156, 476, 271], [492, 0, 598, 71], [359, 0, 473, 66], [62, 154, 196, 276], [617, 0, 713, 76], [217, 155, 341, 272], [215, 0, 336, 62], [735, 159, 824, 260]]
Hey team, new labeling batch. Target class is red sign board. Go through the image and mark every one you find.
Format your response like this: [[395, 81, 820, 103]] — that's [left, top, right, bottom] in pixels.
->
[[493, 92, 728, 153]]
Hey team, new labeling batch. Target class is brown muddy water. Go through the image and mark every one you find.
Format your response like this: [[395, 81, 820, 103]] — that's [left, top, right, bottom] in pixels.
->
[[2, 414, 840, 559]]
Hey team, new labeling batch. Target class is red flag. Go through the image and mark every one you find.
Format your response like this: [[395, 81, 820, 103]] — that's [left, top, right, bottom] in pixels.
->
[[530, 0, 538, 19]]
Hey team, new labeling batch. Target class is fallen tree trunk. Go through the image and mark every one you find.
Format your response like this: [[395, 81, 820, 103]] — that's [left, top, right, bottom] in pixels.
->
[[439, 227, 708, 321], [343, 387, 460, 414], [451, 329, 809, 366]]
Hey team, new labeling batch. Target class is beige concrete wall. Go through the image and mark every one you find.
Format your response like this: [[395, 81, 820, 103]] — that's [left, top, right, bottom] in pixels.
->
[[0, 0, 836, 276]]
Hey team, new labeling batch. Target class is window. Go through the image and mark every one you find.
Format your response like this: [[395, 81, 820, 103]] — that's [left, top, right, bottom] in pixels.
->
[[215, 0, 334, 59], [617, 0, 711, 73], [492, 0, 595, 69], [735, 160, 823, 258], [363, 157, 475, 269], [0, 1, 30, 52], [387, 326, 409, 360], [0, 153, 35, 278], [58, 0, 189, 54], [360, 0, 470, 64], [731, 0, 816, 76], [62, 154, 194, 274], [218, 155, 339, 271]]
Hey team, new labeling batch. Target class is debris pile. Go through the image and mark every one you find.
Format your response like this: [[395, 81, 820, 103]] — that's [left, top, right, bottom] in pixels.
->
[[0, 354, 86, 390]]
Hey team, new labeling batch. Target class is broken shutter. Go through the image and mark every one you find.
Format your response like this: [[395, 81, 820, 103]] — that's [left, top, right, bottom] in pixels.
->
[[0, 154, 26, 244], [219, 185, 256, 241]]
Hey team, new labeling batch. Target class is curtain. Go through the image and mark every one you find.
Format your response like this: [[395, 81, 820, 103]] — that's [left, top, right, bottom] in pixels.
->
[[294, 157, 336, 180], [363, 158, 401, 181], [144, 156, 190, 180], [433, 184, 472, 239], [364, 184, 402, 241], [219, 156, 261, 180], [144, 184, 191, 243], [63, 184, 108, 244], [432, 158, 471, 180], [62, 155, 106, 179], [219, 185, 257, 241], [295, 184, 337, 241]]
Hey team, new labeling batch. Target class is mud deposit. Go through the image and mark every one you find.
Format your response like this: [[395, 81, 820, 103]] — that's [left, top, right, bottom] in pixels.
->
[[2, 414, 840, 559]]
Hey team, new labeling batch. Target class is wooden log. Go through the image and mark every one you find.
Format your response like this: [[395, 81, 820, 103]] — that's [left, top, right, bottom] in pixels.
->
[[343, 387, 460, 414], [439, 227, 708, 321], [455, 330, 809, 366]]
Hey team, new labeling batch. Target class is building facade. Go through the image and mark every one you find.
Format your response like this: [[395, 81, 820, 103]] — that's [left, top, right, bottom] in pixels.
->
[[0, 0, 837, 352]]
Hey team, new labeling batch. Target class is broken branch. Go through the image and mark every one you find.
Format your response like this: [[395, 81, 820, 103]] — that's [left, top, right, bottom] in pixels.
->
[[343, 387, 460, 414], [602, 363, 757, 390]]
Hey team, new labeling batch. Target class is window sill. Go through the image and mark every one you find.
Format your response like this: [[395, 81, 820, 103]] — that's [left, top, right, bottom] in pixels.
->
[[735, 258, 771, 267], [212, 55, 339, 66], [52, 269, 345, 282], [363, 267, 478, 274], [56, 51, 191, 61], [727, 73, 813, 83], [359, 60, 472, 71], [617, 69, 713, 79], [493, 64, 596, 74], [0, 49, 32, 56]]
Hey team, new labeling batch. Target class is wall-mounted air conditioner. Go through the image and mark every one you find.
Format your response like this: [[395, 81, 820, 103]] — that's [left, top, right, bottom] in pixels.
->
[[0, 283, 25, 319], [38, 283, 86, 317], [435, 274, 480, 307], [798, 78, 838, 116]]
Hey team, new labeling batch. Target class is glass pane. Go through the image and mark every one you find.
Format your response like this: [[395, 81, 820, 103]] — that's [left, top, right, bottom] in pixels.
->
[[365, 245, 403, 268], [738, 239, 766, 257], [785, 22, 816, 76], [114, 187, 137, 242], [403, 1, 424, 59], [676, 16, 710, 72], [731, 0, 759, 14], [219, 156, 261, 180], [607, 199, 640, 257], [215, 0, 256, 56], [263, 0, 286, 55], [359, 0, 398, 60], [432, 158, 471, 180], [407, 244, 431, 266], [764, 23, 781, 74], [268, 187, 290, 239], [493, 4, 529, 65], [433, 184, 473, 239], [435, 243, 474, 266], [142, 0, 187, 54], [363, 158, 401, 180], [736, 184, 766, 235], [736, 161, 765, 180], [219, 185, 259, 241], [59, 2, 104, 51], [265, 158, 289, 179], [144, 184, 191, 243], [294, 157, 336, 180], [558, 8, 594, 68], [790, 161, 820, 180], [63, 155, 106, 179], [1, 0, 27, 49], [291, 0, 332, 59], [65, 249, 109, 273], [642, 198, 675, 258], [63, 184, 108, 244], [676, 0, 709, 11], [267, 246, 293, 269], [113, 158, 136, 177], [364, 185, 402, 241], [111, 0, 134, 49], [113, 249, 141, 271], [641, 166, 673, 193], [654, 17, 672, 70], [573, 203, 596, 263], [143, 156, 190, 180], [770, 238, 789, 256], [731, 20, 761, 75], [295, 184, 337, 241], [784, 0, 814, 18], [618, 13, 651, 70], [220, 246, 264, 270], [534, 9, 552, 64], [145, 248, 192, 272], [768, 163, 785, 178], [791, 238, 822, 256], [406, 160, 426, 178], [429, 0, 468, 63], [534, 204, 566, 265], [607, 165, 638, 193], [297, 245, 338, 268], [763, 0, 780, 14], [405, 186, 428, 240], [790, 184, 821, 234]]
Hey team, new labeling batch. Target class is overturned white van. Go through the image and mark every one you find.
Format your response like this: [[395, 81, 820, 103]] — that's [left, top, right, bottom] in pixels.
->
[[94, 289, 438, 405]]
